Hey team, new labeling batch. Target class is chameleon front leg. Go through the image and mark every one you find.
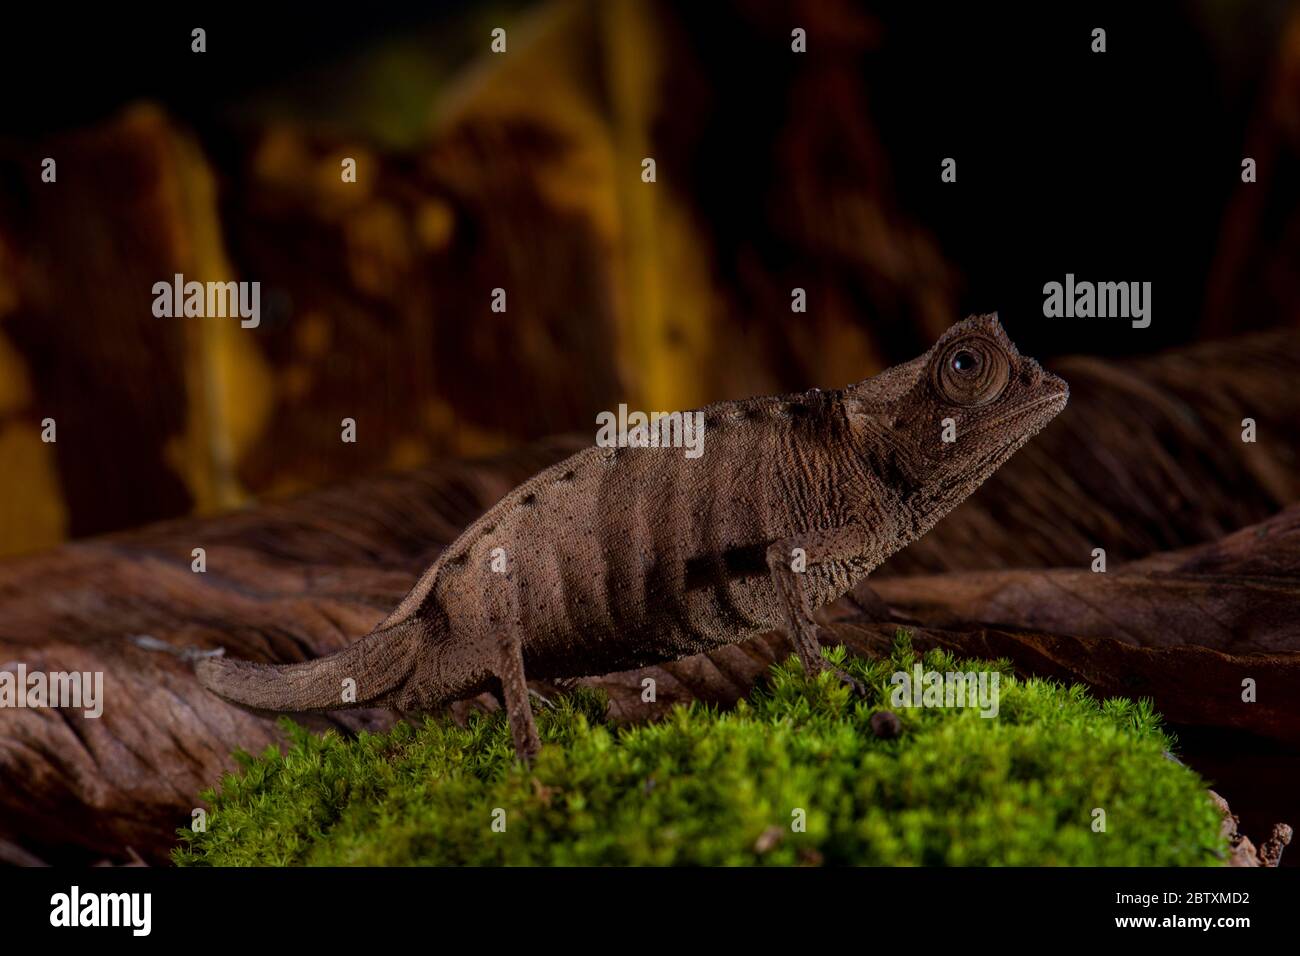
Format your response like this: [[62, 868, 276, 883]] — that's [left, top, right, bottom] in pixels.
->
[[765, 525, 869, 693]]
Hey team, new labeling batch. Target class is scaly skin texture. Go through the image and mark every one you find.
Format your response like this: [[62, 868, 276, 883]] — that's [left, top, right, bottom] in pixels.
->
[[197, 314, 1069, 758]]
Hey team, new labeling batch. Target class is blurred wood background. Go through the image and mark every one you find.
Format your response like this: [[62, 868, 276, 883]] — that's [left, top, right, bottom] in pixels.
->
[[3, 0, 1296, 557]]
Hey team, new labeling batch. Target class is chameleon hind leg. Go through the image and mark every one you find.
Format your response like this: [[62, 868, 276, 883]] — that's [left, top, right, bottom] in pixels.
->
[[488, 583, 541, 761], [496, 631, 541, 760]]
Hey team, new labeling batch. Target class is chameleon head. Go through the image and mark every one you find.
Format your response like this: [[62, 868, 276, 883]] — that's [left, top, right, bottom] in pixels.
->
[[846, 312, 1069, 514]]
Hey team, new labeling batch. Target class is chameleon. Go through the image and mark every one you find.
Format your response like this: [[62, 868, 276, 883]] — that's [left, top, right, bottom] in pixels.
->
[[197, 313, 1068, 760]]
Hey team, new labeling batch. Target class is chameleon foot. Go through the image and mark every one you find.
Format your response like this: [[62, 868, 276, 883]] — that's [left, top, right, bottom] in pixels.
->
[[528, 688, 554, 709]]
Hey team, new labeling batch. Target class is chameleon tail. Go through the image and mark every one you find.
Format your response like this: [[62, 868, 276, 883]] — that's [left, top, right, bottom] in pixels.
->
[[195, 621, 424, 713]]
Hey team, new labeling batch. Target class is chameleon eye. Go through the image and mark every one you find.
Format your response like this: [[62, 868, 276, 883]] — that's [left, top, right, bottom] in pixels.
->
[[933, 336, 1009, 407], [951, 350, 979, 373]]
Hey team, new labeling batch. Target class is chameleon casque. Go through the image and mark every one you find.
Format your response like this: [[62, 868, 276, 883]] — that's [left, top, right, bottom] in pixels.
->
[[197, 314, 1068, 759]]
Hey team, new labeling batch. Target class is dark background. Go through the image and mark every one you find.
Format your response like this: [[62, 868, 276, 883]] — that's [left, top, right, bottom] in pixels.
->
[[1, 0, 1295, 564], [1, 2, 1288, 359]]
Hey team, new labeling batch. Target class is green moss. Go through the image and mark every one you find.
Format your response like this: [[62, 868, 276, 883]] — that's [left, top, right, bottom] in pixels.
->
[[174, 632, 1227, 866]]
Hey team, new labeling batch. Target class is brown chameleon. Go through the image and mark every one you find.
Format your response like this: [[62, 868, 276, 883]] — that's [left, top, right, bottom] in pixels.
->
[[197, 313, 1068, 759]]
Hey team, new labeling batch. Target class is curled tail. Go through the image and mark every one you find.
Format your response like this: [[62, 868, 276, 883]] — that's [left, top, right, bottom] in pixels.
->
[[195, 621, 426, 713]]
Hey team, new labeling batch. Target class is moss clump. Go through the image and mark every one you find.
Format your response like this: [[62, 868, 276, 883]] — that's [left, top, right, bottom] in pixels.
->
[[174, 633, 1227, 866]]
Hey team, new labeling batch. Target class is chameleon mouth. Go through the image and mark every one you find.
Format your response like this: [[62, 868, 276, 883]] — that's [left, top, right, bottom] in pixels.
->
[[967, 390, 1068, 437]]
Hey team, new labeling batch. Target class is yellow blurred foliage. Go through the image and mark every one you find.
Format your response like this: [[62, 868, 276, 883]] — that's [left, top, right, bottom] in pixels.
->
[[155, 113, 276, 516], [0, 422, 67, 554]]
